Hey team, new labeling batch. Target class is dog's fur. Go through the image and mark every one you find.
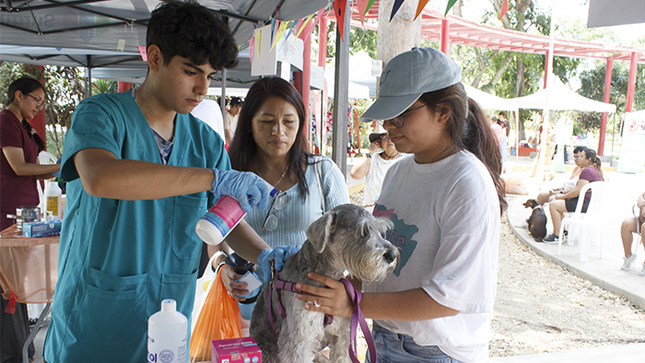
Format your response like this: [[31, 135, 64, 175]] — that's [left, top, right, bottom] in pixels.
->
[[250, 204, 398, 363], [524, 199, 547, 241]]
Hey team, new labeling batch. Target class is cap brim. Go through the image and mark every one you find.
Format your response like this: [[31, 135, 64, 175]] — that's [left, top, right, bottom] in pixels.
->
[[361, 93, 422, 122]]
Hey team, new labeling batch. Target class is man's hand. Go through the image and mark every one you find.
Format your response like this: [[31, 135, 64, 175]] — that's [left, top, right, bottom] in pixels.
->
[[211, 169, 274, 212]]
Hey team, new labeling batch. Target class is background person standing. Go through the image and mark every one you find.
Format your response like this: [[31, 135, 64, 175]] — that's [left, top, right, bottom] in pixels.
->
[[0, 76, 60, 363], [224, 96, 243, 146], [350, 132, 403, 208]]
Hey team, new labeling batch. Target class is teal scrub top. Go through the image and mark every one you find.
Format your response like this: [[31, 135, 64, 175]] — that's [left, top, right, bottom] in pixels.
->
[[44, 92, 229, 363]]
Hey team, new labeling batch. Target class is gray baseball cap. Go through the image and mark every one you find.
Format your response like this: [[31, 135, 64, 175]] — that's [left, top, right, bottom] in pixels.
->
[[361, 47, 462, 122]]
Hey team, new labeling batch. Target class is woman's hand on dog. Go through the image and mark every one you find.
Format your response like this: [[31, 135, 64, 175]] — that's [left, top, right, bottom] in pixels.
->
[[295, 273, 354, 318], [220, 264, 251, 302]]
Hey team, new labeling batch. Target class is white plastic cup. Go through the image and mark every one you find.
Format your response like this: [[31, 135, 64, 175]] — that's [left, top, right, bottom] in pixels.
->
[[147, 299, 188, 363]]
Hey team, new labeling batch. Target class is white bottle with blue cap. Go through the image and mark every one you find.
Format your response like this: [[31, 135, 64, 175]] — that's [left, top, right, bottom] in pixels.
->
[[147, 299, 187, 363]]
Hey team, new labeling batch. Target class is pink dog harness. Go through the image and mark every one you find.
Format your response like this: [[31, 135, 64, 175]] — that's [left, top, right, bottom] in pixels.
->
[[267, 263, 377, 363]]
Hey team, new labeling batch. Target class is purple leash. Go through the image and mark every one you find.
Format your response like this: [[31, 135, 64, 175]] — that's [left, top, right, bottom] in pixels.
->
[[268, 264, 333, 337], [339, 277, 377, 363]]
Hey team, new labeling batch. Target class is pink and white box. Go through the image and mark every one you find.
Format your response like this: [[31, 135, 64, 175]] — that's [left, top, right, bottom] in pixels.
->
[[211, 337, 262, 363]]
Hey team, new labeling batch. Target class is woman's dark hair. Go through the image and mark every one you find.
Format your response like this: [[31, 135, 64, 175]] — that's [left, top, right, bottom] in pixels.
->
[[228, 77, 313, 199], [147, 0, 238, 71], [6, 77, 46, 152], [419, 83, 507, 214], [497, 118, 510, 137], [582, 148, 604, 181], [5, 77, 45, 107]]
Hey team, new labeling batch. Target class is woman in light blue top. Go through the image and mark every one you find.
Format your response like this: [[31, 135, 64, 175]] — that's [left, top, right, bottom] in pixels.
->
[[221, 77, 350, 300]]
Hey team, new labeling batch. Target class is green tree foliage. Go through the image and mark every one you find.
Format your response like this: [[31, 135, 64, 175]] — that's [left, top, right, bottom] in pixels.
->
[[325, 20, 378, 59], [0, 62, 85, 156], [577, 61, 645, 132], [92, 79, 118, 95]]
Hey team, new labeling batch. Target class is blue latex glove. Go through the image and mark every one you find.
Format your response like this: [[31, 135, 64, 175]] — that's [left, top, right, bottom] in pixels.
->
[[52, 158, 61, 178], [211, 169, 274, 213], [257, 246, 301, 284]]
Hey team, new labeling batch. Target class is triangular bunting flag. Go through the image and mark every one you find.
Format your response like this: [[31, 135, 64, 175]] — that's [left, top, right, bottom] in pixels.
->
[[357, 0, 369, 24], [444, 0, 458, 16], [333, 0, 347, 41], [311, 8, 324, 30], [390, 0, 405, 21], [414, 0, 429, 21], [271, 20, 289, 50], [295, 13, 315, 40], [249, 37, 255, 64], [499, 0, 509, 20], [365, 0, 377, 15]]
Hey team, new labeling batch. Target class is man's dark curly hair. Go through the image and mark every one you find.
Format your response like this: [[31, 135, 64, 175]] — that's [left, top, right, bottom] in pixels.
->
[[147, 0, 238, 70]]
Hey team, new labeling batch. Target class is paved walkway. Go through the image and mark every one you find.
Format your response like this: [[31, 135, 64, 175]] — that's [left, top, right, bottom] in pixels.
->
[[492, 157, 645, 362]]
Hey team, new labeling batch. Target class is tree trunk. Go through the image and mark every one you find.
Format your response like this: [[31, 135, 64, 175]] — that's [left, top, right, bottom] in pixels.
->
[[376, 0, 422, 66]]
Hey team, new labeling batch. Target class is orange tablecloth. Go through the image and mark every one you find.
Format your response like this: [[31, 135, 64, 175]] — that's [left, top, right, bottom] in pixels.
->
[[0, 224, 59, 303]]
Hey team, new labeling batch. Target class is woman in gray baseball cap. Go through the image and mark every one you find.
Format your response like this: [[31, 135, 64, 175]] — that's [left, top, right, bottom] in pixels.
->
[[297, 47, 506, 363]]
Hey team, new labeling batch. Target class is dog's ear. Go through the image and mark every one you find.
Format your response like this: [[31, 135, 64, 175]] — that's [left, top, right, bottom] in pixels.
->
[[305, 211, 337, 253]]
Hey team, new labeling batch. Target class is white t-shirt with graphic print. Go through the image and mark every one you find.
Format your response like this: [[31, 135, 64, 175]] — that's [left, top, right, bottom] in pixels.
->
[[365, 151, 500, 363]]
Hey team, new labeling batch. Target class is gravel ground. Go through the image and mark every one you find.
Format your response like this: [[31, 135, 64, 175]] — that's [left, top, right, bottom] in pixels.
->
[[350, 191, 645, 358], [491, 213, 645, 357]]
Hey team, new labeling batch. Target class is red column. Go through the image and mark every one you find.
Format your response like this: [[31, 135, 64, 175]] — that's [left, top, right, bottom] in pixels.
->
[[317, 16, 328, 154], [598, 58, 613, 156], [299, 22, 313, 127], [318, 17, 327, 67], [24, 65, 46, 150], [118, 81, 132, 92], [440, 18, 450, 55], [625, 51, 638, 113]]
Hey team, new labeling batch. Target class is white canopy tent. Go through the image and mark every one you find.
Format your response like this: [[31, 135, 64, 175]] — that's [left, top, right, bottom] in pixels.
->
[[464, 84, 518, 111], [510, 78, 616, 113], [463, 84, 521, 163]]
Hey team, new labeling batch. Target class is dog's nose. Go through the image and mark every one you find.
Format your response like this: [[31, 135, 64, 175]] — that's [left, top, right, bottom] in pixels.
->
[[383, 251, 396, 264]]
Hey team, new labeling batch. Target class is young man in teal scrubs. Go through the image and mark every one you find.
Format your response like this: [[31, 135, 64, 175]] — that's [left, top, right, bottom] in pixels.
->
[[43, 1, 286, 362]]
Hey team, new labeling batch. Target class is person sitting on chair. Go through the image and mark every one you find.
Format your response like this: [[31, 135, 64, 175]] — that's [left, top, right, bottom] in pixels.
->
[[535, 146, 587, 206], [543, 148, 604, 243], [620, 192, 645, 274]]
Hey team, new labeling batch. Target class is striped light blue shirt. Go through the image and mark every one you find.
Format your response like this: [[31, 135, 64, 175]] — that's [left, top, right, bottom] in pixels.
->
[[244, 155, 350, 248]]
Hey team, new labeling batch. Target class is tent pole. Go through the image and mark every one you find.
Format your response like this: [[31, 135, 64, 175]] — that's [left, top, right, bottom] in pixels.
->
[[221, 68, 227, 112], [331, 0, 350, 180], [610, 113, 616, 167], [85, 55, 92, 99]]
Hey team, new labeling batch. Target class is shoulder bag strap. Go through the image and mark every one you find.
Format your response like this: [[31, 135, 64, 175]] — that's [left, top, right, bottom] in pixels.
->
[[314, 156, 326, 213]]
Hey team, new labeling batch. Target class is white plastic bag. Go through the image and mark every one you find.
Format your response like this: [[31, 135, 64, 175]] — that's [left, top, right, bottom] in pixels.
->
[[191, 254, 218, 331]]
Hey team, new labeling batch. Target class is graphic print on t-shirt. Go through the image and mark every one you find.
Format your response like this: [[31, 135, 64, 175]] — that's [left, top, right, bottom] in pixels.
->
[[373, 204, 418, 276]]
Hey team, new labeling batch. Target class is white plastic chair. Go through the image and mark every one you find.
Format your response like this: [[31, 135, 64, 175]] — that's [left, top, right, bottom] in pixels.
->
[[38, 150, 57, 165], [557, 181, 607, 262]]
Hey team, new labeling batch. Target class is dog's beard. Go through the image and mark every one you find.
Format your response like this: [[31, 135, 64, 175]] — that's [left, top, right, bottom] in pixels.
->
[[340, 240, 398, 284]]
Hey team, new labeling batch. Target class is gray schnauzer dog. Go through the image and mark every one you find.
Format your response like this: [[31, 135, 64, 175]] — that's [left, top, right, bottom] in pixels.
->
[[250, 204, 398, 363]]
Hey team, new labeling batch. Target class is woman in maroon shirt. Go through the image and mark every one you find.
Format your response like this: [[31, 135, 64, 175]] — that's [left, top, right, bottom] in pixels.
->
[[0, 77, 60, 230], [543, 148, 604, 242]]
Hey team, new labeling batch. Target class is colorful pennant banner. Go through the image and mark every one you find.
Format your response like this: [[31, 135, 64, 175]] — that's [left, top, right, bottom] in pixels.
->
[[499, 0, 509, 20], [414, 0, 429, 21], [333, 0, 347, 41], [390, 0, 405, 21]]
